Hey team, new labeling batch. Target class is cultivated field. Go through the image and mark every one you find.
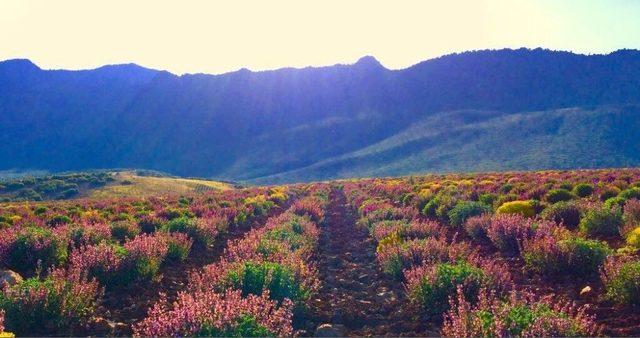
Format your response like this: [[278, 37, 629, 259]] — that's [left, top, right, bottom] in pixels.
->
[[0, 168, 639, 336]]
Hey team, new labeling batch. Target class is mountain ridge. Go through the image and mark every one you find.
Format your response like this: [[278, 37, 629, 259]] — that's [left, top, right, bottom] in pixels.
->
[[1, 48, 640, 183], [4, 47, 638, 76]]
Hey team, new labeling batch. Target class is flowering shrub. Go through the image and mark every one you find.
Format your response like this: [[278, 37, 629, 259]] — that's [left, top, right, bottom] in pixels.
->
[[290, 198, 325, 224], [371, 220, 409, 242], [623, 199, 640, 234], [358, 206, 416, 229], [161, 215, 222, 246], [244, 195, 275, 216], [70, 232, 189, 288], [194, 215, 226, 246], [0, 226, 68, 275], [464, 214, 492, 240], [47, 214, 72, 227], [66, 222, 111, 247], [134, 290, 293, 337], [496, 200, 536, 218], [0, 269, 101, 335], [69, 242, 125, 287], [447, 201, 491, 228], [443, 287, 599, 337], [164, 232, 193, 263], [486, 215, 536, 255], [560, 236, 610, 277], [377, 237, 473, 280], [600, 256, 640, 306], [122, 233, 171, 283], [523, 230, 610, 277], [579, 204, 623, 236]]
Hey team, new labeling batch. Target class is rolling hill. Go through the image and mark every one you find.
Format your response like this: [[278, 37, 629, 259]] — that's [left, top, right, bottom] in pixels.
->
[[1, 48, 640, 183], [0, 170, 232, 201]]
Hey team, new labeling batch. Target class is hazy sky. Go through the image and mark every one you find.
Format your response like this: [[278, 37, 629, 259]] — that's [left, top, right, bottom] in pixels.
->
[[1, 0, 639, 74]]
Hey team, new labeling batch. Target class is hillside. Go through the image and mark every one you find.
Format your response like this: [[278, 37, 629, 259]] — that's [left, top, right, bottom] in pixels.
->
[[88, 171, 232, 199], [253, 105, 640, 183], [0, 171, 232, 201], [1, 48, 640, 182]]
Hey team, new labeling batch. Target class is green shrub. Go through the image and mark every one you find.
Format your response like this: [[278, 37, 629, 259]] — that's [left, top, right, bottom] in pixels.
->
[[620, 187, 640, 200], [496, 200, 536, 218], [262, 216, 313, 252], [162, 216, 197, 236], [447, 201, 491, 228], [601, 258, 640, 306], [165, 235, 192, 263], [560, 237, 610, 277], [625, 227, 640, 248], [558, 182, 574, 191], [605, 196, 627, 209], [199, 315, 275, 337], [223, 261, 309, 304], [545, 189, 575, 204], [540, 201, 581, 229], [34, 206, 47, 215], [17, 189, 42, 201], [110, 221, 141, 242], [422, 194, 457, 221], [478, 193, 498, 207], [407, 261, 486, 317], [572, 183, 594, 198], [47, 214, 72, 226], [500, 184, 514, 193], [60, 188, 79, 199], [579, 205, 623, 237], [494, 194, 518, 209], [138, 215, 163, 233]]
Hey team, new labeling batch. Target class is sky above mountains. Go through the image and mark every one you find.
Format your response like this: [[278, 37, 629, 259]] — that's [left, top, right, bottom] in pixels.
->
[[1, 0, 640, 75]]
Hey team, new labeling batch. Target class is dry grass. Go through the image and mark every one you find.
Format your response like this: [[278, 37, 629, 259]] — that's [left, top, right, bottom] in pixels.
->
[[88, 171, 232, 199]]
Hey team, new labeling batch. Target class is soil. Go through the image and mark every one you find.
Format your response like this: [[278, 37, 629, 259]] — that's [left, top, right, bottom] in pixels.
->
[[302, 188, 439, 337]]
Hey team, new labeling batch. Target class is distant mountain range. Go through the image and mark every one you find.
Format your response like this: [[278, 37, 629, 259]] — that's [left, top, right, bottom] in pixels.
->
[[2, 48, 640, 184]]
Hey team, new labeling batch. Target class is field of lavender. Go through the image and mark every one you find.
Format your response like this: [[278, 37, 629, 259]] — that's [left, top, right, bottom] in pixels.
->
[[0, 168, 639, 336]]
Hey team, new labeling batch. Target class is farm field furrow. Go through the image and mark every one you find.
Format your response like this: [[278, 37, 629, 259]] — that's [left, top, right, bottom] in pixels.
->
[[306, 187, 438, 336], [100, 198, 293, 335]]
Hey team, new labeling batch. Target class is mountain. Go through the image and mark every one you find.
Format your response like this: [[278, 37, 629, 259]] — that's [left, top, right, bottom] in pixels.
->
[[1, 48, 640, 183]]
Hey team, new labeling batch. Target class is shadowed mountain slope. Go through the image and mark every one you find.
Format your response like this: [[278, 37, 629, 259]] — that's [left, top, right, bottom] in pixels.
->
[[1, 48, 640, 183]]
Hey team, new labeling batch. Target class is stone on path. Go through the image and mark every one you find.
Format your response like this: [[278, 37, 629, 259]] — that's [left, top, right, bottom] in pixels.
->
[[0, 270, 22, 286], [315, 323, 346, 337]]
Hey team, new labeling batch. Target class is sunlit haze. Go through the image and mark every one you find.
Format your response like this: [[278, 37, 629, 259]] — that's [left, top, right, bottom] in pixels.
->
[[1, 0, 640, 74]]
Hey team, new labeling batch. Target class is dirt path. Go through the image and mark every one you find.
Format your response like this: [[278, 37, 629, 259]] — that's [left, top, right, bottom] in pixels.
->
[[97, 203, 289, 336], [306, 188, 438, 337]]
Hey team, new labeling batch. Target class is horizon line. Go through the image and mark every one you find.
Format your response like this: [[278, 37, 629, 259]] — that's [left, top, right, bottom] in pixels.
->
[[2, 47, 639, 77]]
